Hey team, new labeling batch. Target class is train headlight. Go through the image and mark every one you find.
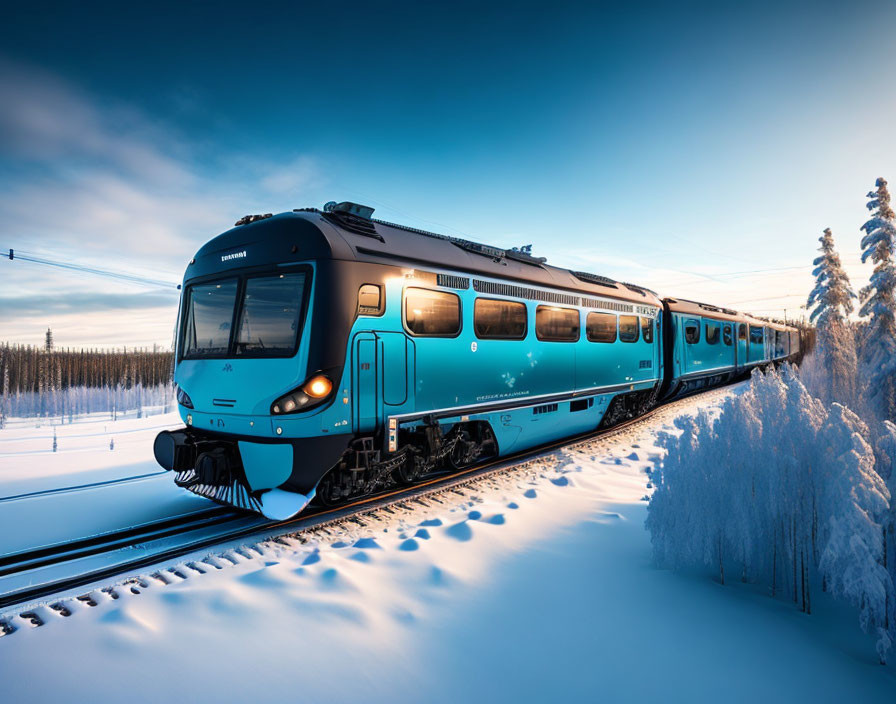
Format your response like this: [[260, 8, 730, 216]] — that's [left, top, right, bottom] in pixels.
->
[[176, 386, 194, 409], [271, 374, 333, 415], [304, 375, 332, 398]]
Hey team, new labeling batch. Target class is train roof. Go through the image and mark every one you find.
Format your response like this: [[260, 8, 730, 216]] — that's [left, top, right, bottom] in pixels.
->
[[190, 201, 798, 330], [663, 297, 743, 323], [190, 204, 664, 308]]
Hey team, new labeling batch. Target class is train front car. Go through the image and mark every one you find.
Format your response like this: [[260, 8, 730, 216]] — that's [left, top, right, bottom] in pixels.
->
[[153, 208, 367, 519], [153, 201, 670, 519]]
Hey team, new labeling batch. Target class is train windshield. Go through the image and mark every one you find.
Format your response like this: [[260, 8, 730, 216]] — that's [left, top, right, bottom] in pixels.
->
[[235, 273, 307, 355], [182, 279, 239, 357], [181, 271, 309, 359]]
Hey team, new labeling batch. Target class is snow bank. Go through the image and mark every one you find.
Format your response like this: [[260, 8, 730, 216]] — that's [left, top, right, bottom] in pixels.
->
[[2, 387, 894, 702]]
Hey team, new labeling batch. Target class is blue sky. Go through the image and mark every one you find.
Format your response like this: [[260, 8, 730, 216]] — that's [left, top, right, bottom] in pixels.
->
[[1, 1, 894, 347]]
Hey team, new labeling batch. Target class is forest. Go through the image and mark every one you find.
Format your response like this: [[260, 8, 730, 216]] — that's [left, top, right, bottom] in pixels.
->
[[0, 330, 174, 422]]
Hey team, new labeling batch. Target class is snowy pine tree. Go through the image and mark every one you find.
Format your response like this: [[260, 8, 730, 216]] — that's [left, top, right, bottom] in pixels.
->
[[807, 228, 858, 405], [859, 178, 896, 419], [647, 367, 895, 661]]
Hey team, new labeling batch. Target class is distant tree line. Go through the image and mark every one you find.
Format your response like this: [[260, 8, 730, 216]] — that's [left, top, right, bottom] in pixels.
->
[[0, 335, 173, 395], [0, 331, 174, 423]]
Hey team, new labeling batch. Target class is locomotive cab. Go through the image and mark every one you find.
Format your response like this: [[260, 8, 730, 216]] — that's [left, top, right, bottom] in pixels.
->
[[154, 212, 359, 519]]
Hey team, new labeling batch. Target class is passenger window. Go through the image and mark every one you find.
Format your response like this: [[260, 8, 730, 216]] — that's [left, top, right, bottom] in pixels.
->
[[684, 319, 700, 344], [640, 317, 654, 344], [357, 284, 383, 315], [723, 324, 733, 346], [535, 306, 580, 342], [749, 326, 763, 344], [474, 298, 527, 340], [706, 322, 720, 345], [586, 312, 617, 343], [405, 288, 461, 336], [619, 315, 639, 343], [738, 323, 747, 341]]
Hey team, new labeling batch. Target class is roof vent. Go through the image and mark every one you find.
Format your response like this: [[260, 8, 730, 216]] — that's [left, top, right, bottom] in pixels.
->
[[570, 270, 618, 288], [322, 201, 382, 241], [324, 201, 375, 220], [234, 213, 273, 226]]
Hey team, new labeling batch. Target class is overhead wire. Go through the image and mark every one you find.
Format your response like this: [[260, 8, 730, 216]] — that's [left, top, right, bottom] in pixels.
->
[[2, 246, 180, 289]]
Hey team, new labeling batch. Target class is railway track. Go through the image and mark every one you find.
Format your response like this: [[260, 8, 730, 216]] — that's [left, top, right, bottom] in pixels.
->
[[0, 384, 738, 616]]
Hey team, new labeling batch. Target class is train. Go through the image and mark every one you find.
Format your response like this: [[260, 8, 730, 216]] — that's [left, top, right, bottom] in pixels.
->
[[153, 201, 801, 519]]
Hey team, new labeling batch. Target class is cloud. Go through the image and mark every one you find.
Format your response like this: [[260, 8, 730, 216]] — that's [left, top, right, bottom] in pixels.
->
[[0, 60, 194, 188], [261, 156, 322, 196], [0, 59, 327, 263], [0, 59, 328, 346], [0, 290, 179, 317]]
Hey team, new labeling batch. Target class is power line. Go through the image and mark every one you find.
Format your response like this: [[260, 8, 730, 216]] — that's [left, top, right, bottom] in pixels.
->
[[3, 247, 180, 289]]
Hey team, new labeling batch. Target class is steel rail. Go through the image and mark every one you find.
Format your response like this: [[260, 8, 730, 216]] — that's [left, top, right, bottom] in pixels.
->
[[0, 384, 736, 614]]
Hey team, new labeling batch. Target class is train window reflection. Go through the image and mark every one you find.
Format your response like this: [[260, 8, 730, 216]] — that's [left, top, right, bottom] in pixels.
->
[[536, 306, 580, 342], [619, 316, 639, 343], [474, 298, 527, 339], [182, 279, 239, 358], [640, 317, 654, 343], [405, 288, 461, 336], [750, 326, 764, 344], [586, 312, 617, 343], [235, 272, 307, 355]]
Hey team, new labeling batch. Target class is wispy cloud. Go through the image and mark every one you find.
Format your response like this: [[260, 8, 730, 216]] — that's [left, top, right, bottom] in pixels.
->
[[0, 290, 179, 317], [0, 59, 328, 347]]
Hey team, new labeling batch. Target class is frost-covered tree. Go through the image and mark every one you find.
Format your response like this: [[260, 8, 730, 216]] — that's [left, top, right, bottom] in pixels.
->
[[873, 421, 896, 652], [859, 178, 896, 419], [816, 404, 891, 662], [647, 367, 894, 661], [807, 228, 858, 405]]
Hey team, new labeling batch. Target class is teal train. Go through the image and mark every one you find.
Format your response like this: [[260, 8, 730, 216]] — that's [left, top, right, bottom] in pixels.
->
[[153, 202, 801, 519]]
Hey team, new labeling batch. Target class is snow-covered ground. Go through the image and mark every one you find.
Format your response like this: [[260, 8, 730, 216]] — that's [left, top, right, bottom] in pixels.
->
[[1, 388, 894, 702], [0, 409, 209, 555]]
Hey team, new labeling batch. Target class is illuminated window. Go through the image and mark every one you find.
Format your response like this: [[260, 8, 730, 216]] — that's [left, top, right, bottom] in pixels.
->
[[474, 298, 527, 339], [535, 306, 580, 342], [586, 312, 617, 343], [358, 284, 383, 315], [404, 288, 461, 336]]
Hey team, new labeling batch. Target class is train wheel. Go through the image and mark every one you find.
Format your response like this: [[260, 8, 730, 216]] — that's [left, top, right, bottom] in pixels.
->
[[393, 455, 423, 485], [314, 472, 343, 507], [447, 429, 475, 470]]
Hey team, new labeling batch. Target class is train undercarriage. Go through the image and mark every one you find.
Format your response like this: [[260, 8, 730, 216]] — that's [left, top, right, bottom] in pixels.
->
[[315, 421, 498, 506]]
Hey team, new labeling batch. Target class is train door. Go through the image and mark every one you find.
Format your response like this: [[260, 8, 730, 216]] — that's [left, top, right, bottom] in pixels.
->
[[737, 323, 748, 370], [377, 331, 414, 412], [682, 317, 701, 375], [352, 331, 415, 434], [353, 333, 378, 432]]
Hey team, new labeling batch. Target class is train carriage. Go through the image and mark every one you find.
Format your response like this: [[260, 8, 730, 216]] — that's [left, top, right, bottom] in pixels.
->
[[154, 201, 801, 519]]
